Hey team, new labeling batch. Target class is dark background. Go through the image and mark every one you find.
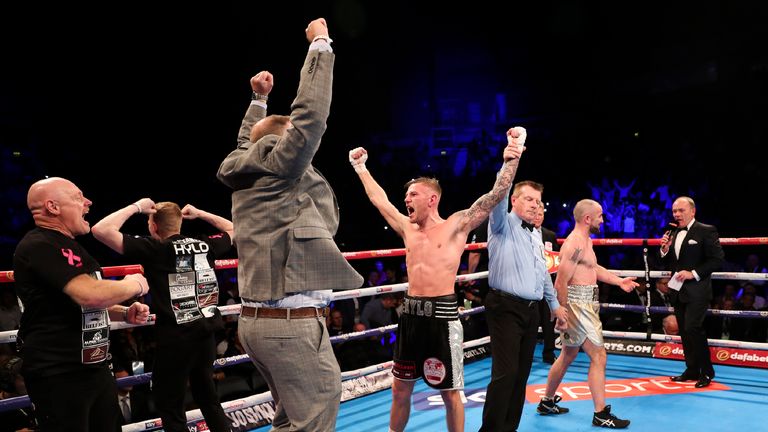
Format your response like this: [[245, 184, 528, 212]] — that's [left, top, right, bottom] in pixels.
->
[[2, 1, 767, 270]]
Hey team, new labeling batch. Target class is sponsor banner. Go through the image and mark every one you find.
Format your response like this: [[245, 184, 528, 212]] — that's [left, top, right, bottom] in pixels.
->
[[195, 253, 212, 271], [525, 376, 730, 403], [197, 269, 217, 284], [341, 370, 392, 401], [83, 328, 108, 348], [463, 343, 491, 364], [139, 401, 276, 431], [82, 343, 109, 364], [603, 339, 655, 357], [185, 420, 210, 431], [655, 342, 768, 369], [169, 271, 196, 287], [170, 284, 196, 300], [197, 282, 219, 308], [710, 347, 768, 368], [223, 401, 276, 432], [172, 239, 209, 255], [142, 419, 162, 430], [174, 298, 199, 310], [82, 310, 108, 330], [175, 255, 193, 272], [653, 342, 686, 360]]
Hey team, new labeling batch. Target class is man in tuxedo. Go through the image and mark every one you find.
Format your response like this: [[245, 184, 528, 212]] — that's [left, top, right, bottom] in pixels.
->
[[534, 203, 560, 364], [660, 196, 724, 388]]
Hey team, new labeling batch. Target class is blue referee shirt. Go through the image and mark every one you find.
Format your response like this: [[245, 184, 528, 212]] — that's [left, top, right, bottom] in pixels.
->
[[487, 187, 560, 312]]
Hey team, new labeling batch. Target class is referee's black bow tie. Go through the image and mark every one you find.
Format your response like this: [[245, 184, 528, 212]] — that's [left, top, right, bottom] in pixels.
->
[[521, 220, 535, 231]]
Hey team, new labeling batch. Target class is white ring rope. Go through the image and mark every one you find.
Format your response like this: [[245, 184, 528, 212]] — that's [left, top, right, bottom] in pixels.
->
[[1, 269, 765, 344]]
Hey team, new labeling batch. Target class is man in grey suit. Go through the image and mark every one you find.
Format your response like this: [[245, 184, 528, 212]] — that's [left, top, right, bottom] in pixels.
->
[[217, 18, 363, 431]]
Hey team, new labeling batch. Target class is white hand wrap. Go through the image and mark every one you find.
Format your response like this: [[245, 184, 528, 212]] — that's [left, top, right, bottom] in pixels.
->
[[349, 148, 368, 173], [507, 126, 527, 149]]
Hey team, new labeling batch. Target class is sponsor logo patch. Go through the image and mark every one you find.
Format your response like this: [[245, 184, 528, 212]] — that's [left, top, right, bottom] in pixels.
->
[[423, 357, 446, 385]]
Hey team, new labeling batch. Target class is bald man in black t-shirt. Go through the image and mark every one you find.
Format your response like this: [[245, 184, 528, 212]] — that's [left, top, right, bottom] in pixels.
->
[[14, 177, 150, 431]]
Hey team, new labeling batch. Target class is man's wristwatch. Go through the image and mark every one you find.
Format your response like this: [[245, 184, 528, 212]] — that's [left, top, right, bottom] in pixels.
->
[[252, 92, 268, 102]]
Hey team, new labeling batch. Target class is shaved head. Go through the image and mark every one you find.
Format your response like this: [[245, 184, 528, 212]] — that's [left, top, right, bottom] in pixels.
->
[[26, 177, 92, 238], [573, 199, 600, 223], [27, 177, 74, 213], [250, 115, 291, 142]]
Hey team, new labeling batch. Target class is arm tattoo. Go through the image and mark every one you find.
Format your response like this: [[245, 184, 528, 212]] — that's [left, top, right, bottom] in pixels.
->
[[569, 247, 583, 263], [464, 158, 520, 225]]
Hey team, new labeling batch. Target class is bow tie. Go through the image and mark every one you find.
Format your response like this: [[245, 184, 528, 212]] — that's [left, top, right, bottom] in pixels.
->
[[521, 220, 535, 231], [677, 225, 688, 231]]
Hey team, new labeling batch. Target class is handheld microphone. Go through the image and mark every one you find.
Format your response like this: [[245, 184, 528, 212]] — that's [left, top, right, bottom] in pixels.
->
[[664, 222, 678, 238]]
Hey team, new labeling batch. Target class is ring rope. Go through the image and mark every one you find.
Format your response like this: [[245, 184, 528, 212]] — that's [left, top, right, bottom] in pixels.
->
[[0, 269, 764, 344], [3, 236, 768, 283]]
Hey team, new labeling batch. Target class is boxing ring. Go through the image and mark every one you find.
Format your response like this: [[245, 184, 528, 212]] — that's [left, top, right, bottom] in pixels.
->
[[2, 237, 768, 431]]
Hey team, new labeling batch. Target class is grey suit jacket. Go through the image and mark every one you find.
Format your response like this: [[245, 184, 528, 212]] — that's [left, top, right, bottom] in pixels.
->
[[217, 49, 363, 301]]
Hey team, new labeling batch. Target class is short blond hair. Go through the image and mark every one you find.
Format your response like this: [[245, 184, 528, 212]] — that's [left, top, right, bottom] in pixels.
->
[[404, 177, 442, 198], [151, 202, 182, 238], [512, 180, 543, 198]]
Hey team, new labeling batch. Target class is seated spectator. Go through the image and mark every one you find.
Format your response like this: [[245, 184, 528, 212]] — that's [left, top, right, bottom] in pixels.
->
[[327, 309, 346, 337], [455, 265, 488, 341], [713, 282, 738, 308], [114, 365, 153, 426], [662, 315, 679, 335], [707, 298, 736, 340], [330, 298, 358, 333], [654, 277, 675, 307], [360, 293, 399, 329], [736, 283, 766, 309], [214, 326, 265, 399], [730, 293, 768, 342], [743, 254, 768, 287], [652, 277, 677, 334], [0, 355, 37, 430], [0, 286, 21, 331], [334, 323, 391, 371]]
